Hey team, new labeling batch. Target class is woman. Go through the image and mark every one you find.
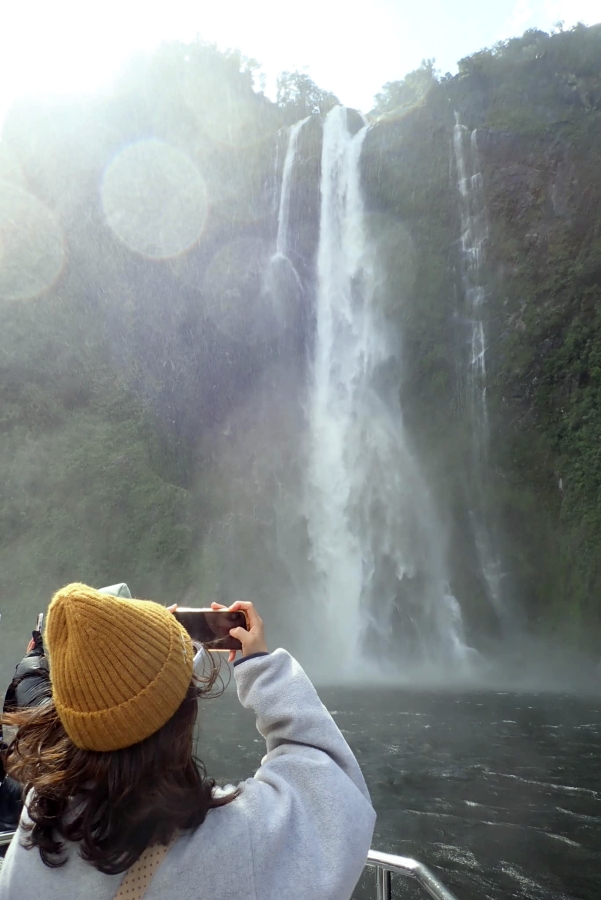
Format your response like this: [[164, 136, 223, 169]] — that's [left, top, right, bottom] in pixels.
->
[[0, 583, 376, 899]]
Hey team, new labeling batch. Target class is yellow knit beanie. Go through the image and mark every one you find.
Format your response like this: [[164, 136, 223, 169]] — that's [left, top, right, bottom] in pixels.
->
[[45, 583, 194, 752]]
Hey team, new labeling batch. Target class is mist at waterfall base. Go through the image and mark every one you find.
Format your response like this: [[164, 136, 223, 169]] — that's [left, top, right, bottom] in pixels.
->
[[195, 106, 599, 694]]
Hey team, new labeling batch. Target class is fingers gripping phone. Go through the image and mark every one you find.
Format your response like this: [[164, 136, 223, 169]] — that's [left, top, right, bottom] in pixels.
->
[[173, 608, 248, 651]]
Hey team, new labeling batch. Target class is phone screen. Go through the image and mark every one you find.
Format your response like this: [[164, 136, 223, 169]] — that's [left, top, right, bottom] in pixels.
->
[[173, 608, 247, 651]]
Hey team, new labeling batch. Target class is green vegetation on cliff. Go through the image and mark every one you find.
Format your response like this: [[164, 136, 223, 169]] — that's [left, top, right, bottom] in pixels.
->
[[0, 42, 308, 678], [364, 23, 601, 647]]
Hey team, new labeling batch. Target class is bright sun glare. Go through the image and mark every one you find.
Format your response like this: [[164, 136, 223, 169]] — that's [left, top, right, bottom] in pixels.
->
[[0, 0, 600, 129]]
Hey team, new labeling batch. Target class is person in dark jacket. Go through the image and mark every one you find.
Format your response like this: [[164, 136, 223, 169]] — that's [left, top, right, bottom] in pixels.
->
[[3, 631, 49, 716], [0, 628, 49, 833], [0, 584, 131, 835]]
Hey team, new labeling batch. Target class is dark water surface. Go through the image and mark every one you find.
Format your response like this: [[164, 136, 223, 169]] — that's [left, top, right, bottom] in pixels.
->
[[199, 687, 601, 900]]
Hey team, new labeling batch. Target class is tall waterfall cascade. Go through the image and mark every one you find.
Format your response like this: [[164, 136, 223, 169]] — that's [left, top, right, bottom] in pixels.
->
[[304, 106, 474, 678], [453, 114, 507, 625]]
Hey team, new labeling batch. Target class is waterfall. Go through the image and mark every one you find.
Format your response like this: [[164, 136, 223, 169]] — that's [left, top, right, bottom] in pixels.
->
[[270, 128, 285, 217], [266, 116, 309, 323], [275, 116, 310, 259], [453, 113, 507, 624], [305, 106, 473, 678]]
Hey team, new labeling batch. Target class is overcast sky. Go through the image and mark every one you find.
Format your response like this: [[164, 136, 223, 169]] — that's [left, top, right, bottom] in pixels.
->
[[1, 0, 599, 128]]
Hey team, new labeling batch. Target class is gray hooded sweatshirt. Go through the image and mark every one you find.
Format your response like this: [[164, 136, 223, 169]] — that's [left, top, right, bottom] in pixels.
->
[[0, 649, 376, 899]]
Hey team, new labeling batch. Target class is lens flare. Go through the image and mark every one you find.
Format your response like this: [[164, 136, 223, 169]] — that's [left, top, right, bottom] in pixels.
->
[[202, 236, 276, 343], [101, 139, 208, 259], [0, 183, 65, 301]]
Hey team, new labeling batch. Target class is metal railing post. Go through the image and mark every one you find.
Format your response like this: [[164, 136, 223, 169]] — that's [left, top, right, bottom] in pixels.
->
[[366, 849, 459, 900], [376, 864, 392, 900]]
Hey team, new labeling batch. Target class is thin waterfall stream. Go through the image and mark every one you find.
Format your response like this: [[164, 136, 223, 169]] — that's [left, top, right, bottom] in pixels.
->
[[266, 116, 308, 326], [275, 116, 310, 259], [453, 115, 508, 629]]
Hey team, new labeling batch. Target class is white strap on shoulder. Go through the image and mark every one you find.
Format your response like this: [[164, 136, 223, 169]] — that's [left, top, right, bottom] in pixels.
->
[[113, 837, 175, 900]]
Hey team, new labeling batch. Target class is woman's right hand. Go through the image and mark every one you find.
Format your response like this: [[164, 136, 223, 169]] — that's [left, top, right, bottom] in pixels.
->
[[210, 600, 268, 661]]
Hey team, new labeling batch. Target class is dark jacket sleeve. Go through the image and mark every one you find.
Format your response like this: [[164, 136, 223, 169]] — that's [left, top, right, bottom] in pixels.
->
[[0, 634, 49, 829], [3, 632, 50, 716]]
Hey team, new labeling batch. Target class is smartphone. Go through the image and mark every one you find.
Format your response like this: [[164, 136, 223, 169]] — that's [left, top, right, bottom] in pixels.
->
[[173, 608, 248, 651], [36, 612, 44, 633]]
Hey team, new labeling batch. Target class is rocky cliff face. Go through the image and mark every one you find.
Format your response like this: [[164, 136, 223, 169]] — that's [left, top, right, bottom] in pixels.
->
[[360, 24, 601, 652]]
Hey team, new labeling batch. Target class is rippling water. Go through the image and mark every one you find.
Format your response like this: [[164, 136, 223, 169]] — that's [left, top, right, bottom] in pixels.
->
[[200, 686, 601, 900]]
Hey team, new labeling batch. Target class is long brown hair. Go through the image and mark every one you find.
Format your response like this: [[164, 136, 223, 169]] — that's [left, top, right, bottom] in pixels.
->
[[1, 658, 238, 875]]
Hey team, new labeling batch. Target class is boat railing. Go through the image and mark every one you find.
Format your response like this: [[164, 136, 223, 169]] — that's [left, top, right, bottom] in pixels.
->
[[366, 849, 459, 900], [1, 832, 459, 898]]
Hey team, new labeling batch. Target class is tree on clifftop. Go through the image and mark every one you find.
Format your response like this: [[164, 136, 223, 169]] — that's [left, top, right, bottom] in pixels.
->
[[276, 71, 339, 123], [373, 59, 439, 116]]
